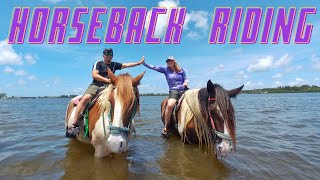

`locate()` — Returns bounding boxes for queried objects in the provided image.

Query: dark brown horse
[161,80,243,156]
[65,69,145,157]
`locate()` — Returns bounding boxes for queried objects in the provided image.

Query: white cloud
[208,64,224,74]
[3,66,14,73]
[274,54,291,67]
[231,47,243,54]
[0,40,23,65]
[158,0,179,8]
[42,81,50,88]
[273,81,282,87]
[314,78,320,82]
[53,77,61,85]
[145,0,179,37]
[15,70,27,76]
[144,0,209,40]
[247,56,273,72]
[272,73,283,79]
[5,83,13,88]
[187,31,201,40]
[285,65,302,73]
[24,54,38,65]
[245,81,264,89]
[235,71,248,79]
[288,78,306,86]
[28,75,37,80]
[247,54,292,72]
[72,88,84,95]
[311,54,320,70]
[43,0,64,3]
[184,11,209,40]
[295,65,303,71]
[17,78,27,85]
[185,11,209,30]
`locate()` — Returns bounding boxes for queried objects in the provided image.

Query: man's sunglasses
[104,53,113,56]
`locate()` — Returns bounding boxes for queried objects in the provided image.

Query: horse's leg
[89,106,111,158]
[185,119,200,144]
[91,121,111,158]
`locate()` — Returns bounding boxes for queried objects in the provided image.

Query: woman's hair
[172,60,181,72]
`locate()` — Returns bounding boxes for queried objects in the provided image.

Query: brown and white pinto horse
[161,80,243,157]
[65,69,145,157]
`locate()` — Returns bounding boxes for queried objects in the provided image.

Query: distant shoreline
[242,85,320,94]
[1,85,320,98]
[0,94,169,99]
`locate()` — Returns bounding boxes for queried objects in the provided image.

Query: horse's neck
[184,89,204,120]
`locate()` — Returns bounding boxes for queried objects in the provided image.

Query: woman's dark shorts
[169,90,185,101]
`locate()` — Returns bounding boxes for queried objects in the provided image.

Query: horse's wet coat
[65,69,145,157]
[161,80,243,157]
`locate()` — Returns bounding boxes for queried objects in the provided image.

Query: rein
[208,97,232,140]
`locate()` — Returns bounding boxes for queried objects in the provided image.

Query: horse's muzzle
[107,134,128,153]
[216,140,233,157]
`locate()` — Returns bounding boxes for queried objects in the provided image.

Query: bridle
[208,97,232,140]
[102,87,139,137]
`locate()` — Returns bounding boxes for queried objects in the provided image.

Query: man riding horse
[66,48,144,138]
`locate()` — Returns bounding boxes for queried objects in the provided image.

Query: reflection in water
[62,140,129,180]
[157,137,231,179]
[1,94,320,179]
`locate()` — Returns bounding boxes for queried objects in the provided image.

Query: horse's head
[105,69,145,153]
[206,80,243,157]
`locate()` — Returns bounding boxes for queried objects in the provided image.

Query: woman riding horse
[65,69,145,157]
[142,56,189,137]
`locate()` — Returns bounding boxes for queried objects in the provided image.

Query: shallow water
[0,93,319,179]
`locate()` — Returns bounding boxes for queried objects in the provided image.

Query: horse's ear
[228,85,244,98]
[207,80,215,94]
[132,71,146,87]
[108,68,117,85]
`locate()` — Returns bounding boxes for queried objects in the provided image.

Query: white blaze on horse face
[107,92,128,153]
[112,94,124,127]
[215,105,233,157]
[216,121,233,157]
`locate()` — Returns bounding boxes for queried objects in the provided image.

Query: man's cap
[103,48,113,56]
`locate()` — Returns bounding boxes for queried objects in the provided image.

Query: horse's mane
[98,73,140,119]
[98,84,114,112]
[198,84,236,148]
[116,73,140,118]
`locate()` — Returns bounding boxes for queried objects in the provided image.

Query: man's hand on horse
[105,78,111,84]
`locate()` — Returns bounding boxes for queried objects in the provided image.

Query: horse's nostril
[219,146,222,152]
[120,142,123,148]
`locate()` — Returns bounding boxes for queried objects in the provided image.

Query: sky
[0,0,320,97]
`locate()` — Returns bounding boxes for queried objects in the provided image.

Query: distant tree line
[243,85,320,94]
[0,93,6,98]
[140,93,168,96]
